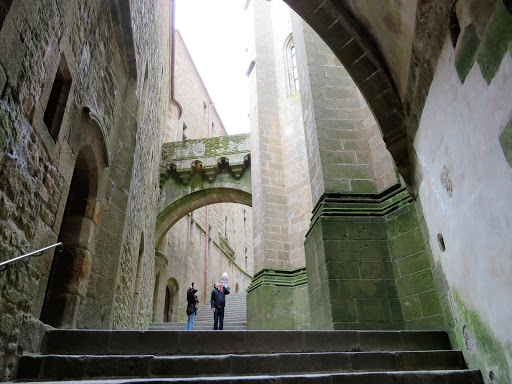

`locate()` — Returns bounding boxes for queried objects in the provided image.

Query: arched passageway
[40,145,101,328]
[163,278,179,322]
[157,134,252,246]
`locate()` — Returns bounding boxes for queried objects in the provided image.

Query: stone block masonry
[246,267,310,329]
[0,0,171,379]
[305,185,445,331]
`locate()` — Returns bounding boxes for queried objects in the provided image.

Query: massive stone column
[293,15,445,330]
[246,0,311,329]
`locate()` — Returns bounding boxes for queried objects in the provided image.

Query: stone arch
[156,186,252,246]
[40,144,101,328]
[163,277,179,322]
[39,109,110,328]
[282,0,409,177]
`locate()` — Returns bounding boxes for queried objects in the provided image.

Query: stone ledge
[247,267,308,293]
[308,184,413,234]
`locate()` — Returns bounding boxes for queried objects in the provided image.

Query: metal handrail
[0,242,63,271]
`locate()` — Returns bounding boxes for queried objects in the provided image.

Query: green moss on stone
[477,1,512,83]
[455,24,480,83]
[389,228,425,260]
[330,299,358,322]
[350,180,378,194]
[359,261,394,279]
[397,251,431,277]
[400,295,423,320]
[356,299,392,322]
[326,261,360,279]
[396,269,436,297]
[324,240,390,262]
[453,290,512,383]
[405,314,445,330]
[346,222,387,240]
[499,120,512,168]
[419,289,442,317]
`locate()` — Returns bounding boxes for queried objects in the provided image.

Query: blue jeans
[186,312,195,330]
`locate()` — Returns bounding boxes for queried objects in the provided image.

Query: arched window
[284,34,299,95]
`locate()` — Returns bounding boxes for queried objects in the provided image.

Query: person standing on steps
[185,282,197,330]
[210,279,230,330]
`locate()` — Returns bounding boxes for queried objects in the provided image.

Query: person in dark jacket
[185,283,198,330]
[210,281,230,330]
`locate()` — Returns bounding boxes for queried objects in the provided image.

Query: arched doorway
[40,145,101,328]
[163,278,179,322]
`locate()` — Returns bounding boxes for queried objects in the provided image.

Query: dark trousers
[213,307,225,330]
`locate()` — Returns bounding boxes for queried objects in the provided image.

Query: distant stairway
[149,292,247,330]
[16,329,483,383]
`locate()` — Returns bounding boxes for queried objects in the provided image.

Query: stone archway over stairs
[282,0,453,183]
[156,134,252,246]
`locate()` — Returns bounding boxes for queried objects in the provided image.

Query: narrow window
[243,210,247,228]
[182,122,188,140]
[245,247,248,269]
[290,43,299,92]
[211,121,215,136]
[0,0,13,32]
[203,102,207,117]
[224,215,228,237]
[284,35,299,95]
[44,54,72,141]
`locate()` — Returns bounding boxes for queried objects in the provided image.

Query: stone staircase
[15,329,483,383]
[149,292,247,331]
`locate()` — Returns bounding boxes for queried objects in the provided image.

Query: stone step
[15,370,483,384]
[149,323,247,328]
[148,326,247,331]
[18,350,468,381]
[149,321,247,326]
[41,330,452,356]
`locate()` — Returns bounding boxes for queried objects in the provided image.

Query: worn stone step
[17,351,467,381]
[148,326,247,331]
[14,370,483,384]
[42,330,451,356]
[150,321,247,326]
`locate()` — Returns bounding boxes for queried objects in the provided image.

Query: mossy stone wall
[304,186,445,330]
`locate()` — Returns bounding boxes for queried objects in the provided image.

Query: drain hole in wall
[437,233,446,252]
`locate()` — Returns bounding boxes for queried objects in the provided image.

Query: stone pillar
[293,16,445,330]
[246,0,311,329]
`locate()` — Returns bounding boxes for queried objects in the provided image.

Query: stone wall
[0,0,170,379]
[411,0,512,380]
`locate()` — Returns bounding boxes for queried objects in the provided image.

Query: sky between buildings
[176,0,250,135]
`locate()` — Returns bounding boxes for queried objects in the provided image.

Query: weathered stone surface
[499,120,512,168]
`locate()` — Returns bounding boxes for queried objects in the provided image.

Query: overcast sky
[175,0,250,135]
